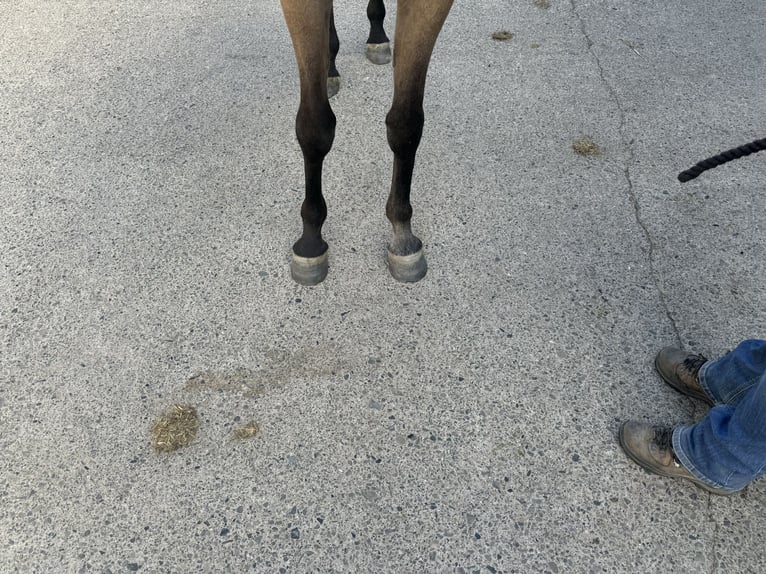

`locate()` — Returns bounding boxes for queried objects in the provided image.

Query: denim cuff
[672,426,733,491]
[697,359,721,405]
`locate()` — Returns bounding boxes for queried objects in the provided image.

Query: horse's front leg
[385,0,453,282]
[281,0,336,285]
[366,0,392,64]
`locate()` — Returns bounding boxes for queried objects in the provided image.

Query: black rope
[678,137,766,183]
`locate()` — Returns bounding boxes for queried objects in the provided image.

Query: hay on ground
[150,404,200,453]
[491,30,514,41]
[572,137,602,156]
[233,421,260,440]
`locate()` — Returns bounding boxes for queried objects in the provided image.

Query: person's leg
[699,339,766,405]
[673,366,766,491]
[621,339,766,493]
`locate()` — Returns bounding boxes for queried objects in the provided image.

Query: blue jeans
[673,340,766,492]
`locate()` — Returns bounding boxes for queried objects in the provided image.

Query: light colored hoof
[290,252,328,286]
[327,76,340,99]
[366,42,392,65]
[387,249,427,283]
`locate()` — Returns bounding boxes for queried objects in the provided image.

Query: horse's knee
[385,103,424,157]
[296,101,336,162]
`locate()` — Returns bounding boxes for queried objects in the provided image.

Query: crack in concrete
[706,496,720,574]
[568,1,721,566]
[568,0,683,347]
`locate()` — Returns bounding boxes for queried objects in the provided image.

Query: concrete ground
[2,1,765,572]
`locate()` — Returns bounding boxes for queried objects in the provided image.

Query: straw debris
[233,420,260,440]
[491,30,514,41]
[150,404,200,453]
[572,137,602,156]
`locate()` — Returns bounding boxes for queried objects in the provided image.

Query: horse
[280,0,454,285]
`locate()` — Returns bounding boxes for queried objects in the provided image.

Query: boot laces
[653,426,673,451]
[682,354,707,378]
[653,426,681,467]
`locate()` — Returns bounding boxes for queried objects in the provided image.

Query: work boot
[654,347,713,405]
[618,421,735,495]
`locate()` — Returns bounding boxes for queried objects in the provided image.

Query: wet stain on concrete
[184,346,355,398]
[185,367,267,398]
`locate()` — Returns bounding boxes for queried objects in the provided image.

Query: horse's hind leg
[366,0,392,64]
[328,8,340,98]
[281,0,336,285]
[385,0,453,282]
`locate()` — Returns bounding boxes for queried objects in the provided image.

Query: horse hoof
[387,249,427,282]
[291,252,329,286]
[366,42,392,65]
[327,76,340,99]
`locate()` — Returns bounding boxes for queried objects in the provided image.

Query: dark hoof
[290,252,329,286]
[327,76,340,99]
[366,42,392,65]
[387,249,427,282]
